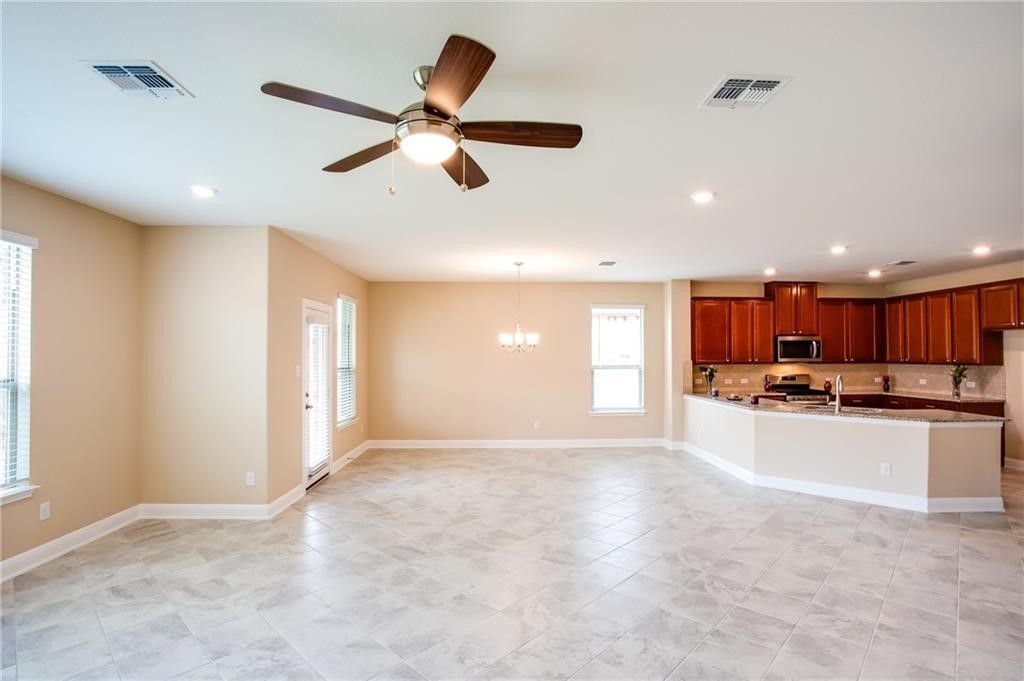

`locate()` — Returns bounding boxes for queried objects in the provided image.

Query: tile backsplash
[692,362,1006,400]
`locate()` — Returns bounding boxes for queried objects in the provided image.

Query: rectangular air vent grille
[885,260,918,267]
[701,74,790,109]
[85,61,192,98]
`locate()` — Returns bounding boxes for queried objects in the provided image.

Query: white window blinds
[591,305,644,413]
[337,298,356,424]
[1,232,36,486]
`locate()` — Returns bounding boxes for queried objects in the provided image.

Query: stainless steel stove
[766,373,831,404]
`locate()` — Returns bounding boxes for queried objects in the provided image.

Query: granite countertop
[685,394,1007,423]
[728,390,1002,404]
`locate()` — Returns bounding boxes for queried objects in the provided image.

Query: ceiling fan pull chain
[460,141,469,192]
[387,138,397,196]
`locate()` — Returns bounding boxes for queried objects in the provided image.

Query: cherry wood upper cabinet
[848,301,881,362]
[818,301,848,362]
[885,299,905,362]
[729,300,753,363]
[766,282,818,335]
[692,299,731,363]
[751,300,774,363]
[795,284,819,334]
[951,289,981,364]
[926,292,953,364]
[980,282,1020,329]
[904,296,928,364]
[1020,281,1024,324]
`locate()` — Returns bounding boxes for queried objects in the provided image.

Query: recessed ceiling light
[763,267,777,276]
[973,245,992,256]
[830,245,847,255]
[690,191,715,204]
[868,269,882,278]
[190,184,217,199]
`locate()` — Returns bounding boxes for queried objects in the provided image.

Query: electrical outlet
[724,378,733,385]
[966,381,976,389]
[695,378,704,385]
[245,472,255,487]
[39,501,50,521]
[740,378,749,384]
[918,379,928,385]
[533,420,541,430]
[874,376,883,383]
[880,463,892,477]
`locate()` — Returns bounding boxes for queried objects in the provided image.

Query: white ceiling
[3,2,1022,282]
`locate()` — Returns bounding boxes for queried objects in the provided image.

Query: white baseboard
[363,438,666,449]
[0,505,141,581]
[676,441,756,484]
[331,441,371,474]
[1004,458,1024,472]
[675,440,1004,513]
[266,483,306,518]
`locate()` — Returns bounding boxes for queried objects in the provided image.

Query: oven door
[776,336,822,362]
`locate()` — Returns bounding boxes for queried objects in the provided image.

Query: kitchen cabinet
[980,282,1019,329]
[692,299,731,363]
[951,289,981,364]
[819,299,881,363]
[818,301,847,362]
[767,282,818,335]
[904,296,928,363]
[885,299,905,362]
[693,298,774,364]
[751,300,774,363]
[926,293,953,364]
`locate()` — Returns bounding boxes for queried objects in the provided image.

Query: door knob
[305,403,314,410]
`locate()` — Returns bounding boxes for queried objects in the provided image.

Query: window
[591,305,644,413]
[336,297,356,425]
[1,231,36,494]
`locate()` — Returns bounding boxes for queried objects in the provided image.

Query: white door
[303,301,332,487]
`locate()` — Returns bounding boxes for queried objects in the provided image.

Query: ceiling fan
[260,35,583,191]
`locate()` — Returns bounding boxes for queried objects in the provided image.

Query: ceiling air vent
[701,75,790,109]
[85,61,193,98]
[598,261,616,267]
[885,260,917,267]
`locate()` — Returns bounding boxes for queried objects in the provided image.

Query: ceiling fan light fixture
[396,111,461,165]
[399,131,458,164]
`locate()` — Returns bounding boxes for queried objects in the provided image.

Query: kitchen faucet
[833,374,844,414]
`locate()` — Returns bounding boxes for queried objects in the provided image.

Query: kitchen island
[681,394,1005,512]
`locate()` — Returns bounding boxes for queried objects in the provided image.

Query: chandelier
[498,262,539,352]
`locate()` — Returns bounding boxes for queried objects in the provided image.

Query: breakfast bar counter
[681,394,1005,513]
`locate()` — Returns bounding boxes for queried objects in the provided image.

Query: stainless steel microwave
[776,336,822,363]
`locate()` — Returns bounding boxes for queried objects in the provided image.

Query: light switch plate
[966,381,977,389]
[740,378,749,384]
[245,472,255,487]
[918,379,928,385]
[724,378,733,385]
[880,463,892,476]
[874,377,882,383]
[39,501,50,521]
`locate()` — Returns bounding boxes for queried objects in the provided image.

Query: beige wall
[884,260,1024,297]
[1003,331,1023,462]
[266,228,368,501]
[664,280,692,442]
[1,178,141,560]
[368,282,664,440]
[140,226,268,504]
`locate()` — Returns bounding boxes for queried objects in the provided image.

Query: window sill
[336,417,360,432]
[590,410,647,416]
[0,482,39,506]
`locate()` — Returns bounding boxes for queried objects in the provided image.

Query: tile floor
[3,447,1023,681]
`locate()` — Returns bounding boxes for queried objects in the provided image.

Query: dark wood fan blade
[423,36,495,118]
[461,121,583,148]
[322,140,396,172]
[261,82,398,125]
[441,147,489,190]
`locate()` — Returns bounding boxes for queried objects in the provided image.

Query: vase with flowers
[949,364,968,400]
[699,365,718,396]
